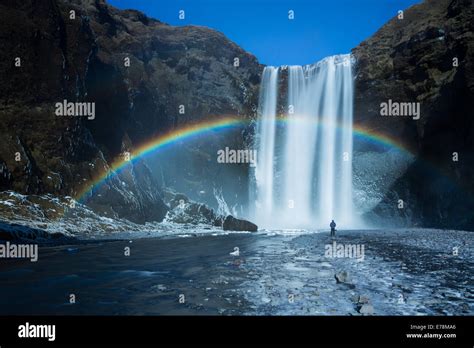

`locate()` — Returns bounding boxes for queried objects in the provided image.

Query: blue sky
[108,0,421,66]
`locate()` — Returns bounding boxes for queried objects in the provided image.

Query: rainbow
[76,115,413,202]
[273,116,413,154]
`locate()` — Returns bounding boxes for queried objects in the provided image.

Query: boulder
[335,271,349,284]
[222,215,258,232]
[358,304,374,315]
[357,295,370,304]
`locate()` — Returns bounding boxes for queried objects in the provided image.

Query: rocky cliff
[352,0,474,229]
[0,0,261,223]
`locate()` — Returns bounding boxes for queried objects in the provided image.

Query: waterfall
[253,66,279,228]
[252,54,355,229]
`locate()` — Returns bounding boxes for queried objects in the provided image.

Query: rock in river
[222,215,258,232]
[335,271,349,284]
[358,304,374,315]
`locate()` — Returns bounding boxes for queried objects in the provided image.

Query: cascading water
[253,66,279,228]
[251,54,355,229]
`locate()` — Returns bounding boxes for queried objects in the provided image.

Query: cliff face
[0,0,261,222]
[352,0,474,229]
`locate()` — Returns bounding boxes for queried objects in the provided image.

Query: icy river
[0,228,472,315]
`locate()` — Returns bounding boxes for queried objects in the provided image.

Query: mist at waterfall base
[250,54,362,230]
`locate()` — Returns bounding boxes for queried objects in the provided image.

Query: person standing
[330,220,336,237]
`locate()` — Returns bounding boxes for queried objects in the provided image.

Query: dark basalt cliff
[0,0,261,223]
[352,0,474,229]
